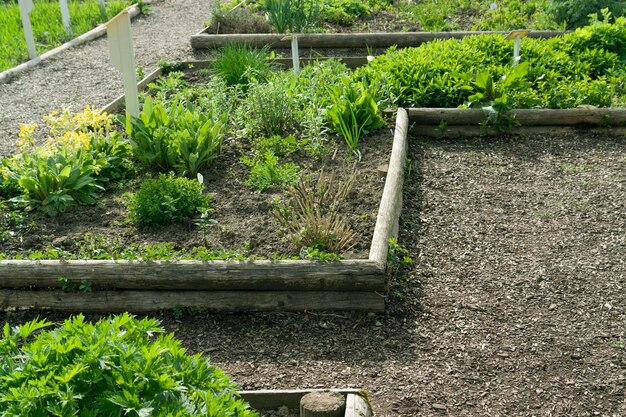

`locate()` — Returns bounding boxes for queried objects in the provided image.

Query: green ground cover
[0,0,136,72]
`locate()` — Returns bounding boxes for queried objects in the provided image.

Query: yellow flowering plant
[3,106,131,215]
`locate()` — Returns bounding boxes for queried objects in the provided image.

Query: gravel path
[0,0,213,157]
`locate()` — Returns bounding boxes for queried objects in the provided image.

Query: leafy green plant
[242,151,300,192]
[261,0,320,32]
[126,173,211,225]
[275,171,356,253]
[211,6,273,33]
[243,76,297,136]
[387,237,413,269]
[0,313,258,417]
[11,152,102,216]
[328,78,385,159]
[125,95,225,176]
[356,20,626,110]
[299,246,343,261]
[547,0,625,28]
[212,44,274,89]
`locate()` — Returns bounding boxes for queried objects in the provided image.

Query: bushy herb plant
[260,0,320,32]
[212,44,274,89]
[0,313,257,417]
[242,151,300,192]
[126,173,211,225]
[125,95,225,177]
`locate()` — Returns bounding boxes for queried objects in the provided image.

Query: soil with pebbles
[0,0,215,158]
[2,130,625,416]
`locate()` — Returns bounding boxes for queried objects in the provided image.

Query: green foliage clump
[127,173,211,225]
[356,17,626,110]
[242,151,300,192]
[328,78,385,159]
[125,95,225,176]
[212,44,274,89]
[2,107,131,216]
[259,0,320,32]
[547,0,625,29]
[0,313,257,417]
[242,75,297,137]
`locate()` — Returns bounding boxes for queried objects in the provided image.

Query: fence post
[18,0,37,60]
[59,0,72,37]
[106,9,140,118]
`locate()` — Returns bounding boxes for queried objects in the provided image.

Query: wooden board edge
[369,108,409,268]
[239,389,361,410]
[345,393,373,417]
[0,290,386,312]
[101,66,163,113]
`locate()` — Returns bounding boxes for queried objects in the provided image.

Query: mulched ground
[2,130,625,416]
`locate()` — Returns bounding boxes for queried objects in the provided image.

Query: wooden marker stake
[18,0,37,60]
[59,0,72,37]
[106,9,140,118]
[505,30,530,66]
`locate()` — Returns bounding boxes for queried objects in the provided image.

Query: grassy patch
[0,0,134,72]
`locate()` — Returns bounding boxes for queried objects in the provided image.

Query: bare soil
[2,130,625,416]
[0,128,393,259]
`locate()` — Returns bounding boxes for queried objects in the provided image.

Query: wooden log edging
[369,108,409,269]
[0,290,383,312]
[190,30,565,50]
[408,108,626,127]
[0,259,384,291]
[239,389,361,410]
[0,4,142,84]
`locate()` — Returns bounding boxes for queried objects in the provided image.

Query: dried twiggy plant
[275,168,357,254]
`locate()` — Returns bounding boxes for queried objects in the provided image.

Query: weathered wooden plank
[369,108,409,268]
[239,389,360,410]
[0,259,385,291]
[190,31,565,49]
[0,290,385,312]
[411,125,626,138]
[345,394,372,417]
[408,108,626,126]
[102,66,163,113]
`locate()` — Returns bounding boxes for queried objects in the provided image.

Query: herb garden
[0,0,625,415]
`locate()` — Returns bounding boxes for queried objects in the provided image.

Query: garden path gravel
[0,0,213,157]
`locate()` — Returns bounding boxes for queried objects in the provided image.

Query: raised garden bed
[0,58,410,313]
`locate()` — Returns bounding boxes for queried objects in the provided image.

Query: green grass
[0,0,134,72]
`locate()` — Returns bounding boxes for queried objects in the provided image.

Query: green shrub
[212,44,274,89]
[125,95,224,176]
[546,0,625,28]
[0,313,257,417]
[127,173,211,225]
[356,19,626,110]
[242,151,300,192]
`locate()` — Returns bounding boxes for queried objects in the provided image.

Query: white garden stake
[59,0,72,37]
[18,0,37,60]
[282,35,300,74]
[106,9,140,118]
[505,30,530,66]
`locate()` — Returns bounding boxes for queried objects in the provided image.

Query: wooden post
[300,392,346,417]
[345,394,372,417]
[59,0,72,37]
[18,0,37,60]
[98,0,107,21]
[106,9,140,118]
